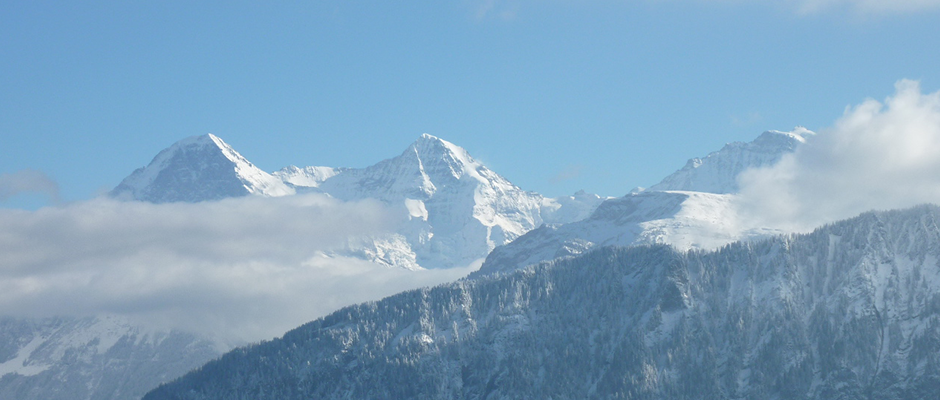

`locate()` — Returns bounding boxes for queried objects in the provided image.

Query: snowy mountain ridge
[477,127,809,276]
[111,133,607,270]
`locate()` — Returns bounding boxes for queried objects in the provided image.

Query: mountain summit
[287,134,604,269]
[313,133,500,201]
[110,134,293,203]
[648,127,812,194]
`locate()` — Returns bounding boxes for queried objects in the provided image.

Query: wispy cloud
[0,169,61,204]
[471,0,519,21]
[472,0,940,18]
[0,195,472,343]
[550,164,584,184]
[788,0,940,14]
[731,112,762,128]
[736,79,940,231]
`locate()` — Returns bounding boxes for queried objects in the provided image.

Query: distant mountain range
[112,133,607,270]
[3,128,820,399]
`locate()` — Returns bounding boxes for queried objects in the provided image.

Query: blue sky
[2,0,940,209]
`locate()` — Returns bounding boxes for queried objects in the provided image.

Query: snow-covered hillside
[0,315,226,400]
[143,205,940,399]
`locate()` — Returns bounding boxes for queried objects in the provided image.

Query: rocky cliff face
[143,205,940,400]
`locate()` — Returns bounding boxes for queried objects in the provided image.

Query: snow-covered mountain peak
[403,133,485,183]
[111,134,293,203]
[306,134,554,269]
[648,127,812,194]
[756,126,813,144]
[316,134,505,203]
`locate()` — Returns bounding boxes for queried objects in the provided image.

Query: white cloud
[471,0,520,20]
[790,0,940,14]
[0,169,60,204]
[0,195,473,343]
[736,79,940,231]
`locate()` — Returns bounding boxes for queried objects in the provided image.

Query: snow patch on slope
[0,334,49,377]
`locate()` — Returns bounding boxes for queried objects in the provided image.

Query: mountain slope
[647,127,811,194]
[0,315,226,400]
[476,190,763,276]
[111,134,293,203]
[144,204,940,399]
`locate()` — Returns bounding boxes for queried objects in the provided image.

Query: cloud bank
[0,195,473,343]
[737,79,940,232]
